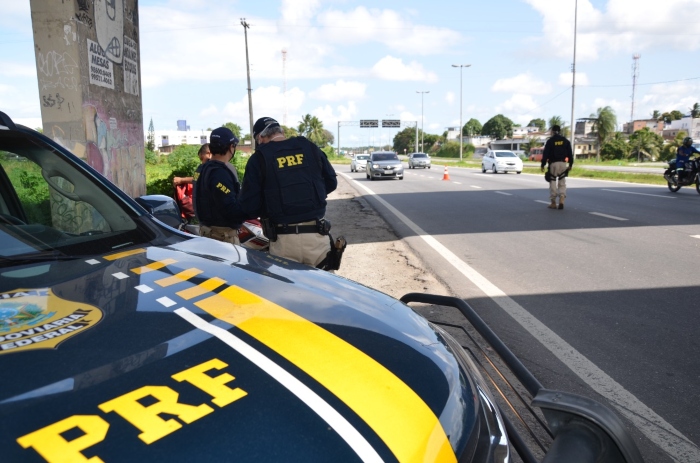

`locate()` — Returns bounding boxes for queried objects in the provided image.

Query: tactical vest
[192,160,240,226]
[258,137,327,224]
[546,135,571,163]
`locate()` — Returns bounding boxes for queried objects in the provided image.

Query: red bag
[174,183,195,220]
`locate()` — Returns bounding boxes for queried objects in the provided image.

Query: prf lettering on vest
[277,154,304,168]
[554,141,564,146]
[16,359,247,463]
[216,182,231,194]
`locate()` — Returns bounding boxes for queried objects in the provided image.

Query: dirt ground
[324,173,450,299]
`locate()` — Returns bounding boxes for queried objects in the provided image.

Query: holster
[261,218,277,242]
[318,234,347,271]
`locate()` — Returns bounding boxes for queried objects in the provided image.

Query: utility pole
[631,54,641,162]
[570,0,578,160]
[452,64,471,161]
[241,18,254,150]
[416,91,429,152]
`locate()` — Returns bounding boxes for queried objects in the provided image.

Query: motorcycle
[664,156,700,194]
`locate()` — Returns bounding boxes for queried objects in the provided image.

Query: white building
[663,116,700,140]
[147,129,212,153]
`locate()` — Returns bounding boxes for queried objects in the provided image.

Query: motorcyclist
[676,137,700,183]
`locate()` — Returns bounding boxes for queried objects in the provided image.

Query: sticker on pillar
[88,39,115,89]
[123,36,139,96]
[95,0,124,64]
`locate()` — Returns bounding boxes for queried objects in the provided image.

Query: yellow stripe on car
[195,286,456,463]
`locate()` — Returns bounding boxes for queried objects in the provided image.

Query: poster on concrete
[87,39,115,89]
[95,0,124,64]
[123,35,139,96]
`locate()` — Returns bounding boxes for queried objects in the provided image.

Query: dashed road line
[535,200,551,205]
[590,212,628,221]
[470,185,482,189]
[495,191,512,196]
[603,189,675,199]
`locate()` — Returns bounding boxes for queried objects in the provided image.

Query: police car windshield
[373,153,398,161]
[0,130,153,259]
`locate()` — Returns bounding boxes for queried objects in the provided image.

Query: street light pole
[416,91,429,152]
[570,0,578,160]
[452,64,471,161]
[241,18,254,150]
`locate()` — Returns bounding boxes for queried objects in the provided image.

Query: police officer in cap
[541,124,573,210]
[193,127,245,244]
[239,117,338,267]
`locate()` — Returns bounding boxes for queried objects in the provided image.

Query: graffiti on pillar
[83,103,145,198]
[42,93,65,110]
[37,50,80,93]
[95,0,124,64]
[75,0,93,27]
[123,35,139,96]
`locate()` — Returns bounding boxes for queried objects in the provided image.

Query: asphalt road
[342,165,700,463]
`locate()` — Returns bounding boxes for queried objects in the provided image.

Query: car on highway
[0,110,644,463]
[408,152,431,169]
[350,153,369,172]
[482,150,523,174]
[366,151,404,180]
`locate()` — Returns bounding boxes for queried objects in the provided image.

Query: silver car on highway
[408,152,431,169]
[366,151,404,180]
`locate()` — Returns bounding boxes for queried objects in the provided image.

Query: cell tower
[630,54,640,130]
[282,49,287,126]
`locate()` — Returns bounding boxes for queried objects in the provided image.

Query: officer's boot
[558,196,565,210]
[548,199,557,209]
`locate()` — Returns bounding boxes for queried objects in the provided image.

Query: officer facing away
[192,127,245,244]
[541,124,573,210]
[239,117,339,268]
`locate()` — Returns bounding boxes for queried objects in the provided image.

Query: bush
[144,149,159,165]
[435,141,474,159]
[167,145,200,177]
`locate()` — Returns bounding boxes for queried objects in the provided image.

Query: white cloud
[316,6,463,55]
[0,63,36,78]
[215,86,306,131]
[445,91,455,105]
[524,0,700,62]
[492,73,552,95]
[496,94,540,114]
[558,72,590,86]
[309,80,366,101]
[371,56,438,82]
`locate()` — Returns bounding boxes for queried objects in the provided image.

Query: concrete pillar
[30,0,145,198]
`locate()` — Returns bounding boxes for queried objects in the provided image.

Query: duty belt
[276,224,319,235]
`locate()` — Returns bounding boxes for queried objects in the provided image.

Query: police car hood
[1,238,479,462]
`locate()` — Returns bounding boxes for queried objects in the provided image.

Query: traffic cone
[442,165,450,181]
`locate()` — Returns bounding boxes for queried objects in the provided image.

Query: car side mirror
[135,194,184,230]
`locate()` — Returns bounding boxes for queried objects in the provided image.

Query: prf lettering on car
[277,154,304,168]
[16,359,246,463]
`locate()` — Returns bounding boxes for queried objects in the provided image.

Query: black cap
[253,117,280,139]
[210,127,238,149]
[551,125,561,133]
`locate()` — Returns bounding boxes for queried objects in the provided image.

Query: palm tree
[651,109,661,120]
[548,116,564,130]
[590,106,617,162]
[298,114,314,138]
[690,103,700,119]
[307,116,325,146]
[660,131,688,162]
[629,128,662,162]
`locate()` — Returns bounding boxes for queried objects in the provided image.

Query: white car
[350,154,369,172]
[481,150,523,174]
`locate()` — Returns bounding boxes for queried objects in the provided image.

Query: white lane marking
[691,235,700,240]
[453,181,462,185]
[495,191,512,196]
[471,185,482,189]
[157,296,176,307]
[602,189,675,199]
[112,272,129,280]
[174,308,384,463]
[347,176,700,461]
[535,200,551,204]
[590,212,628,221]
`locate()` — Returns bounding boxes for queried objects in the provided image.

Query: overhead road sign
[360,120,378,128]
[382,120,400,128]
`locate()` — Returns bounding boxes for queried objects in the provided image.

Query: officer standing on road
[192,127,245,244]
[239,117,340,268]
[541,124,573,210]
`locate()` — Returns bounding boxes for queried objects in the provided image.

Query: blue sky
[1,0,699,148]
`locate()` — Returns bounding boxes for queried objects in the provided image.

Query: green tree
[651,110,661,120]
[321,129,335,147]
[528,118,547,132]
[222,122,242,139]
[281,125,298,138]
[661,110,684,124]
[146,118,155,151]
[298,114,314,138]
[307,116,325,146]
[422,133,439,152]
[629,127,663,162]
[590,106,617,162]
[690,103,700,119]
[463,118,482,136]
[548,116,564,130]
[481,114,514,140]
[600,132,631,161]
[660,131,688,162]
[393,127,418,154]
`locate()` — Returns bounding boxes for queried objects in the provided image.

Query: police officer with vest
[540,124,573,210]
[239,117,339,268]
[192,127,245,244]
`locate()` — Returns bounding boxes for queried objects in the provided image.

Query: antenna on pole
[630,54,640,132]
[241,18,254,150]
[282,49,287,127]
